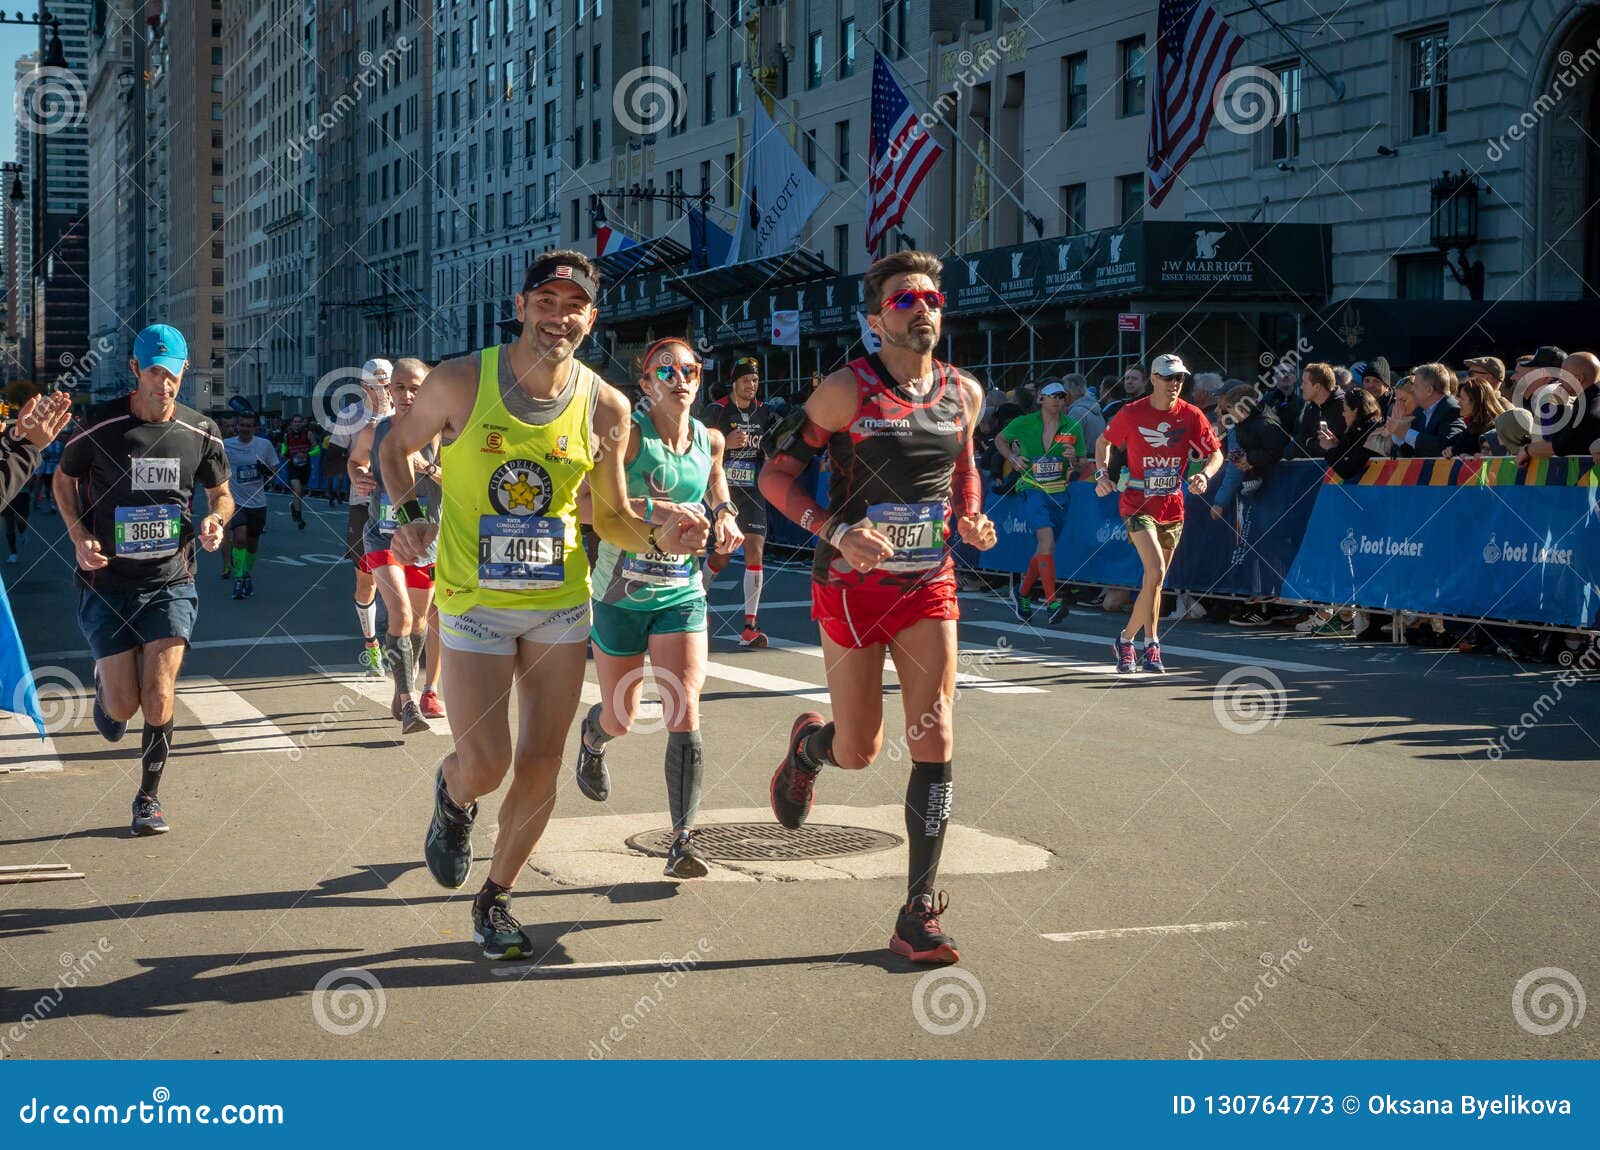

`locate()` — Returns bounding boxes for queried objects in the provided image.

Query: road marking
[963,620,1335,673]
[701,660,831,703]
[765,637,1046,695]
[30,634,350,661]
[177,676,299,754]
[0,713,64,773]
[1041,920,1253,943]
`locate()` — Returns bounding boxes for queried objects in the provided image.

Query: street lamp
[1429,169,1484,301]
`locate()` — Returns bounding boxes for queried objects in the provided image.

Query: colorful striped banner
[1337,455,1596,487]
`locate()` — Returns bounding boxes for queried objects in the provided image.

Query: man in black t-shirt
[702,356,775,647]
[53,324,233,837]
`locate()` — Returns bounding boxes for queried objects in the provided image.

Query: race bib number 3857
[865,501,947,573]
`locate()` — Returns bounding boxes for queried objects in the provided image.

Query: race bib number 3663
[865,501,947,572]
[114,505,182,559]
[478,515,565,590]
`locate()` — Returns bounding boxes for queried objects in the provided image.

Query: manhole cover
[626,822,903,861]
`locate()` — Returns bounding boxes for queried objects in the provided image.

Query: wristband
[647,525,661,553]
[828,519,854,549]
[396,499,426,525]
[643,496,655,524]
[710,501,735,520]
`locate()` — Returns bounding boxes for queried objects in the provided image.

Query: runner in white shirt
[222,412,281,600]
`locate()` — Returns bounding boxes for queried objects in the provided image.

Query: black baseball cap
[733,357,760,378]
[1528,345,1568,370]
[522,253,599,301]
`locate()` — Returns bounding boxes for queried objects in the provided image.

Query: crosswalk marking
[962,620,1335,673]
[1041,920,1253,943]
[176,676,300,754]
[701,660,831,703]
[765,637,1047,695]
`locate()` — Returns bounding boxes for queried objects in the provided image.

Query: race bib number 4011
[478,515,565,590]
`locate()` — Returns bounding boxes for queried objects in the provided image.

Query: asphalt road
[1,493,1595,1060]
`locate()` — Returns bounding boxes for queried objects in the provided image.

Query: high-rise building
[4,53,36,383]
[315,0,363,377]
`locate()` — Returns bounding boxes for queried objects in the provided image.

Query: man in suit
[1386,362,1465,457]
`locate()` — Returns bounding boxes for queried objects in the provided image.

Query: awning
[668,249,835,307]
[599,237,691,280]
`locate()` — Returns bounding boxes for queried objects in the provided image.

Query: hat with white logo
[1149,353,1191,378]
[133,324,189,377]
[361,358,394,385]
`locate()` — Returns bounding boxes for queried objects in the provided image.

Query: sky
[0,22,45,165]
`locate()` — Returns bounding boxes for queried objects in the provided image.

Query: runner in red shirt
[1095,353,1222,673]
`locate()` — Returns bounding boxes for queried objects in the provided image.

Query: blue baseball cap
[133,324,189,376]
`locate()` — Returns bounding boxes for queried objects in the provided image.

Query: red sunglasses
[881,289,946,312]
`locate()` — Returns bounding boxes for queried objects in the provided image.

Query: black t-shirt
[705,396,773,490]
[58,397,230,592]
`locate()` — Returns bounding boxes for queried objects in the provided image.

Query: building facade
[4,53,37,386]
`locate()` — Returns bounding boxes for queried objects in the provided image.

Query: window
[700,160,711,193]
[1397,252,1444,299]
[485,129,495,169]
[1407,29,1449,138]
[544,29,556,83]
[803,129,817,175]
[503,126,515,170]
[729,64,742,114]
[808,31,823,89]
[575,52,584,95]
[839,18,856,78]
[1060,183,1086,235]
[834,225,849,270]
[1119,37,1145,117]
[544,101,557,151]
[593,46,601,91]
[574,128,584,167]
[835,119,850,180]
[1062,53,1087,131]
[469,16,478,55]
[1269,63,1302,161]
[1118,173,1144,223]
[704,74,715,123]
[642,30,651,67]
[592,118,601,158]
[705,0,716,39]
[724,151,736,205]
[882,0,910,60]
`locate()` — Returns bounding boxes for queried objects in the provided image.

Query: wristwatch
[710,500,736,521]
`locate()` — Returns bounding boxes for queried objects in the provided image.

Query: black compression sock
[474,877,511,913]
[665,729,704,833]
[797,722,836,772]
[140,720,174,797]
[905,761,954,901]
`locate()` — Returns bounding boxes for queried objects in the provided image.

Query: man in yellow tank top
[383,250,710,959]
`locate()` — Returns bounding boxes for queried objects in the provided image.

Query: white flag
[770,309,800,347]
[856,310,882,354]
[728,99,830,264]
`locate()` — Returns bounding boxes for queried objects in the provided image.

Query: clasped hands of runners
[835,513,998,574]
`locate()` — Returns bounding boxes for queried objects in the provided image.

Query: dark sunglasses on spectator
[654,362,702,382]
[882,289,946,312]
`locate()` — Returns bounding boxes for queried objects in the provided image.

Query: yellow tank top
[435,345,598,614]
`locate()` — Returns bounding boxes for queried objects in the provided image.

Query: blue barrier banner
[1169,461,1324,598]
[1284,482,1600,627]
[0,571,44,736]
[1057,482,1145,587]
[0,1060,1593,1145]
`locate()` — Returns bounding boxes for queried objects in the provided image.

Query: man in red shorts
[759,250,996,965]
[1094,353,1222,674]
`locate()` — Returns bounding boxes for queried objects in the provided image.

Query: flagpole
[750,75,854,185]
[865,44,1044,239]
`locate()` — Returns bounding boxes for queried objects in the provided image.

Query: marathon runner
[280,414,315,530]
[575,338,742,879]
[996,379,1085,624]
[1094,353,1222,673]
[348,357,443,733]
[759,250,996,965]
[702,355,771,646]
[345,360,394,676]
[222,411,280,600]
[52,325,233,835]
[384,250,709,959]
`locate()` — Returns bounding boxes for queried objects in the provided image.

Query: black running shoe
[472,891,532,961]
[769,711,824,830]
[399,699,431,735]
[574,713,610,801]
[231,577,245,600]
[1046,597,1071,625]
[664,830,709,879]
[243,575,255,599]
[92,669,126,743]
[423,768,476,889]
[131,792,169,836]
[890,891,959,964]
[1011,579,1034,622]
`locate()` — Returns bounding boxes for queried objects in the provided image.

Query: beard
[883,321,938,355]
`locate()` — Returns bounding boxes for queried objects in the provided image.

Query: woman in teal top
[575,338,742,879]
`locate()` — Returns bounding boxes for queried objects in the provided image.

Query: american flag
[1146,0,1245,209]
[866,52,944,253]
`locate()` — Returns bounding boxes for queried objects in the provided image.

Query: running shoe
[131,792,169,836]
[362,639,385,676]
[418,689,445,719]
[231,577,246,600]
[1046,597,1071,626]
[770,711,825,830]
[890,891,959,964]
[1141,641,1166,674]
[664,829,710,879]
[471,890,532,961]
[423,768,476,889]
[574,711,611,801]
[739,624,769,648]
[399,699,431,735]
[1294,608,1333,634]
[1229,608,1274,628]
[1011,580,1034,622]
[220,563,232,580]
[92,668,126,743]
[242,575,255,599]
[1311,615,1353,637]
[1113,637,1136,675]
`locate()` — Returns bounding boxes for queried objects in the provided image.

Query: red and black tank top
[814,355,970,588]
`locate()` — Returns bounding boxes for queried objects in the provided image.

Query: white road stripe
[30,633,350,661]
[963,620,1335,673]
[0,713,64,773]
[1041,920,1253,943]
[701,660,831,703]
[766,636,1046,695]
[176,676,299,754]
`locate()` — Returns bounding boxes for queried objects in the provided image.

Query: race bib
[865,501,947,573]
[114,505,182,559]
[235,465,259,483]
[377,497,427,536]
[726,459,757,488]
[131,457,180,491]
[1032,457,1064,483]
[1144,466,1180,495]
[621,548,694,587]
[478,515,565,590]
[291,453,309,467]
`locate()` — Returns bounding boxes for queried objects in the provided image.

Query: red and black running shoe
[769,711,824,830]
[890,891,960,964]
